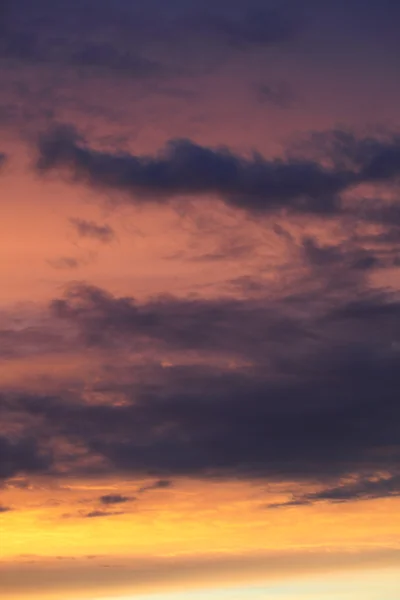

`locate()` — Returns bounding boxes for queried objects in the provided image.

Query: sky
[0,0,400,598]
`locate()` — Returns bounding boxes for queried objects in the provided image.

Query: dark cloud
[9,313,400,484]
[48,257,80,270]
[69,43,163,77]
[0,30,40,62]
[0,0,165,79]
[302,237,382,271]
[323,131,400,183]
[0,435,52,480]
[266,474,400,507]
[70,218,115,244]
[307,475,400,502]
[297,129,400,180]
[0,0,299,79]
[302,236,354,267]
[99,494,132,505]
[35,124,400,216]
[25,268,395,483]
[1,0,400,95]
[85,510,124,518]
[0,504,12,513]
[36,124,354,215]
[267,499,312,509]
[0,320,70,359]
[47,257,400,363]
[184,5,300,50]
[88,360,399,480]
[0,0,9,26]
[2,219,400,488]
[49,282,312,357]
[0,35,163,79]
[137,480,172,494]
[329,295,400,321]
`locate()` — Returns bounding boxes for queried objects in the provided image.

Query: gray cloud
[68,43,163,77]
[29,266,399,485]
[36,124,354,215]
[0,320,70,360]
[35,124,400,217]
[137,480,172,494]
[49,281,313,358]
[266,474,400,507]
[85,510,124,518]
[99,494,132,505]
[0,435,52,480]
[0,0,164,76]
[70,218,115,244]
[8,277,400,485]
[308,475,400,502]
[183,5,300,50]
[48,256,81,270]
[301,236,388,271]
[0,0,300,80]
[1,214,400,492]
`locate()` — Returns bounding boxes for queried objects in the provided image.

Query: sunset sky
[0,1,400,599]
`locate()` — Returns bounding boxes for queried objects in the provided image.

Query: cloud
[0,317,71,359]
[85,510,124,518]
[0,0,300,82]
[0,0,164,76]
[47,256,81,270]
[35,124,400,217]
[87,359,399,481]
[184,5,300,50]
[10,313,400,484]
[295,129,400,181]
[266,474,400,507]
[0,435,52,480]
[301,236,384,271]
[49,281,311,357]
[99,494,132,505]
[28,273,394,483]
[69,43,163,76]
[137,479,172,494]
[35,124,355,215]
[307,475,400,502]
[328,294,400,321]
[70,218,115,244]
[0,34,163,79]
[356,139,400,183]
[2,220,400,487]
[20,263,393,485]
[0,504,11,513]
[0,0,9,29]
[267,499,312,509]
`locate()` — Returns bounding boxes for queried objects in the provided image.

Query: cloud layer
[35,125,400,216]
[2,250,400,504]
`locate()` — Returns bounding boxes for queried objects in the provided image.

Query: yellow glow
[1,478,400,560]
